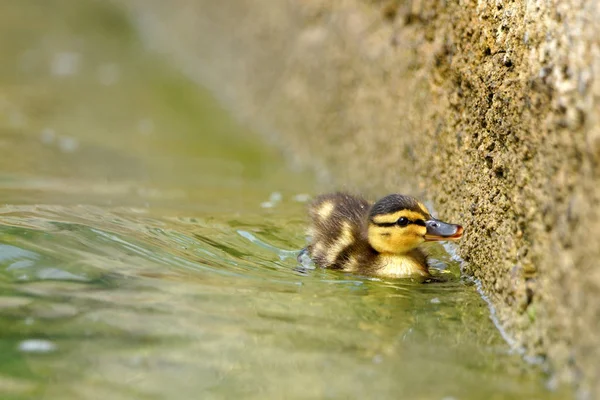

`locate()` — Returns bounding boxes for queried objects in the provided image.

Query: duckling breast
[375,249,430,277]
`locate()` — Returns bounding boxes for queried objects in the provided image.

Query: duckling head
[367,194,463,254]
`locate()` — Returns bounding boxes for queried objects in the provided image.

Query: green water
[0,2,570,399]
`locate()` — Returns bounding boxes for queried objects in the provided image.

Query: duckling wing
[309,192,370,227]
[307,193,371,269]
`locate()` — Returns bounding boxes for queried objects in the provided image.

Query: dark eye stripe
[372,219,426,227]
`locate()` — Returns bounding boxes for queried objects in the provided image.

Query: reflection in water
[0,1,570,400]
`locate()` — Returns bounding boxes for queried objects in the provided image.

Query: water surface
[0,2,570,399]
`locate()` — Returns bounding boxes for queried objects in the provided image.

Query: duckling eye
[397,217,409,226]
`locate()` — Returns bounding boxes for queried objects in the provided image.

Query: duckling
[300,192,463,278]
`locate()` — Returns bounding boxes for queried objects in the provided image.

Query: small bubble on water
[372,354,383,364]
[137,118,154,135]
[546,374,559,391]
[293,193,311,202]
[58,136,79,153]
[129,356,143,367]
[269,192,282,202]
[430,297,441,304]
[40,128,56,144]
[51,52,80,76]
[261,192,282,208]
[18,339,56,353]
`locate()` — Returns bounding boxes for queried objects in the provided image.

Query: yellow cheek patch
[402,225,427,237]
[388,227,425,248]
[317,201,335,220]
[368,225,426,254]
[371,210,427,225]
[368,226,394,253]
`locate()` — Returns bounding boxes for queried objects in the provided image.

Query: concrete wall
[118,0,600,396]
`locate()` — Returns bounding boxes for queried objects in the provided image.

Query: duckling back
[306,193,374,270]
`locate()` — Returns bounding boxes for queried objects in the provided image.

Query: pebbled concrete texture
[118,0,600,396]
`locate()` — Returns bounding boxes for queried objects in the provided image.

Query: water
[0,1,571,399]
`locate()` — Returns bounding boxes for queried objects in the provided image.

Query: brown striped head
[367,194,463,254]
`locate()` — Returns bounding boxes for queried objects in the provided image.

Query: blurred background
[0,1,577,399]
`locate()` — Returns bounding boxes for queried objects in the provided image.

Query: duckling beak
[424,219,463,241]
